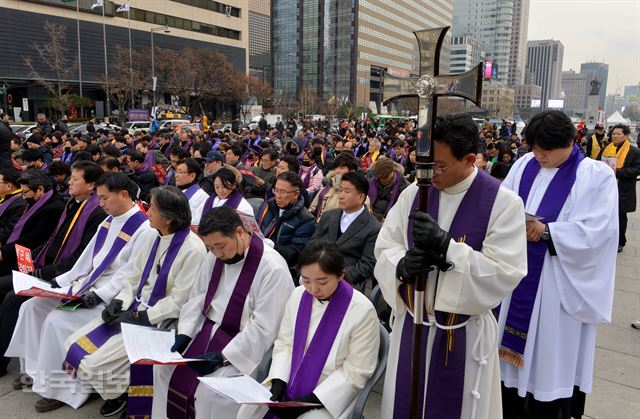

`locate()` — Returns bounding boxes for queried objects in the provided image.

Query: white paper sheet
[12,270,78,299]
[121,323,201,365]
[198,375,321,407]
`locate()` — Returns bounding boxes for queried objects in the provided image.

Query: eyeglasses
[273,188,297,196]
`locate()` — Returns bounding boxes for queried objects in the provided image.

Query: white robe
[498,153,618,401]
[375,167,528,419]
[211,195,255,218]
[61,230,207,402]
[5,205,155,408]
[237,285,380,419]
[152,240,294,419]
[187,188,210,225]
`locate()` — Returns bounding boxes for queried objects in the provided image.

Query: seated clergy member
[237,241,380,419]
[199,167,254,219]
[175,157,210,225]
[62,186,207,417]
[368,157,408,222]
[258,172,317,277]
[5,172,155,413]
[311,172,381,288]
[0,170,65,277]
[0,168,28,246]
[0,161,105,377]
[152,206,294,419]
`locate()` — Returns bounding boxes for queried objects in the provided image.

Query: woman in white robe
[237,240,380,419]
[201,167,254,219]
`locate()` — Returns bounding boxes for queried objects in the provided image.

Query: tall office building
[0,0,248,119]
[526,39,564,108]
[580,62,609,109]
[249,0,271,81]
[272,0,453,110]
[449,35,485,75]
[452,0,512,85]
[561,69,590,116]
[508,0,529,86]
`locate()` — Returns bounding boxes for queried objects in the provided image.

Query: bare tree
[23,21,80,117]
[101,46,146,125]
[231,75,274,122]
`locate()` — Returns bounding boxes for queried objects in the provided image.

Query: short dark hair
[280,154,300,173]
[611,124,631,136]
[97,156,121,171]
[431,113,479,159]
[228,145,243,158]
[95,172,138,200]
[150,186,192,233]
[0,168,21,188]
[276,171,303,189]
[211,167,239,192]
[21,148,45,163]
[128,151,145,163]
[71,160,104,184]
[177,158,202,178]
[18,169,52,192]
[341,172,369,197]
[48,161,71,177]
[262,149,278,161]
[198,205,244,238]
[523,111,576,150]
[170,147,189,160]
[333,153,360,171]
[297,241,345,278]
[86,144,101,157]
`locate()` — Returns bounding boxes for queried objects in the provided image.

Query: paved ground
[0,208,638,418]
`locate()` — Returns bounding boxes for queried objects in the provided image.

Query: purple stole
[200,191,243,221]
[165,167,175,186]
[368,171,402,218]
[125,228,191,419]
[183,184,201,200]
[212,139,221,151]
[7,189,54,243]
[394,170,500,419]
[34,194,103,269]
[166,235,264,419]
[314,184,333,219]
[300,164,318,189]
[67,211,147,298]
[0,193,22,219]
[499,145,584,368]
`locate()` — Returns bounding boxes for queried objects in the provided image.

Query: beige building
[514,83,542,112]
[482,80,515,118]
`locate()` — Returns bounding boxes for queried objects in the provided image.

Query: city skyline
[528,0,640,95]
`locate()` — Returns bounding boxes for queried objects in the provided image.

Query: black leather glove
[397,247,452,284]
[108,310,151,327]
[269,393,323,418]
[187,351,224,376]
[78,291,102,309]
[411,211,452,257]
[270,378,287,402]
[171,334,192,354]
[101,299,124,323]
[50,279,61,289]
[33,269,43,279]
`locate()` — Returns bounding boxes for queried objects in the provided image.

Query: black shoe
[618,246,624,253]
[100,393,128,417]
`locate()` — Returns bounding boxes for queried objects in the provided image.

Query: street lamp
[150,25,170,117]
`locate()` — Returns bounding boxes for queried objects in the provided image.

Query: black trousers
[502,383,586,419]
[0,274,29,374]
[619,211,628,247]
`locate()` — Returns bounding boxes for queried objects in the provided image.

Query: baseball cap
[205,151,225,163]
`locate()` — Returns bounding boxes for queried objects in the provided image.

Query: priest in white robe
[237,241,379,419]
[58,186,207,417]
[497,110,618,419]
[375,113,528,419]
[5,172,155,413]
[152,206,294,419]
[175,157,210,225]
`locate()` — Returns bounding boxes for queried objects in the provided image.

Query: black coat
[0,121,12,167]
[311,207,381,285]
[0,193,65,275]
[130,171,160,203]
[616,144,640,213]
[0,193,28,245]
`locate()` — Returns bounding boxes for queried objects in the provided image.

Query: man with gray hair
[35,113,52,137]
[60,186,207,417]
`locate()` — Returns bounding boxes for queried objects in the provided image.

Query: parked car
[158,119,191,131]
[70,123,122,135]
[123,121,151,135]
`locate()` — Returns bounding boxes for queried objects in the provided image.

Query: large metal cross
[382,26,483,419]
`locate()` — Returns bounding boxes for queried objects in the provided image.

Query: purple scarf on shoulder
[7,190,55,243]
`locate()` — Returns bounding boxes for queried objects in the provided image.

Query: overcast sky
[528,0,640,94]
